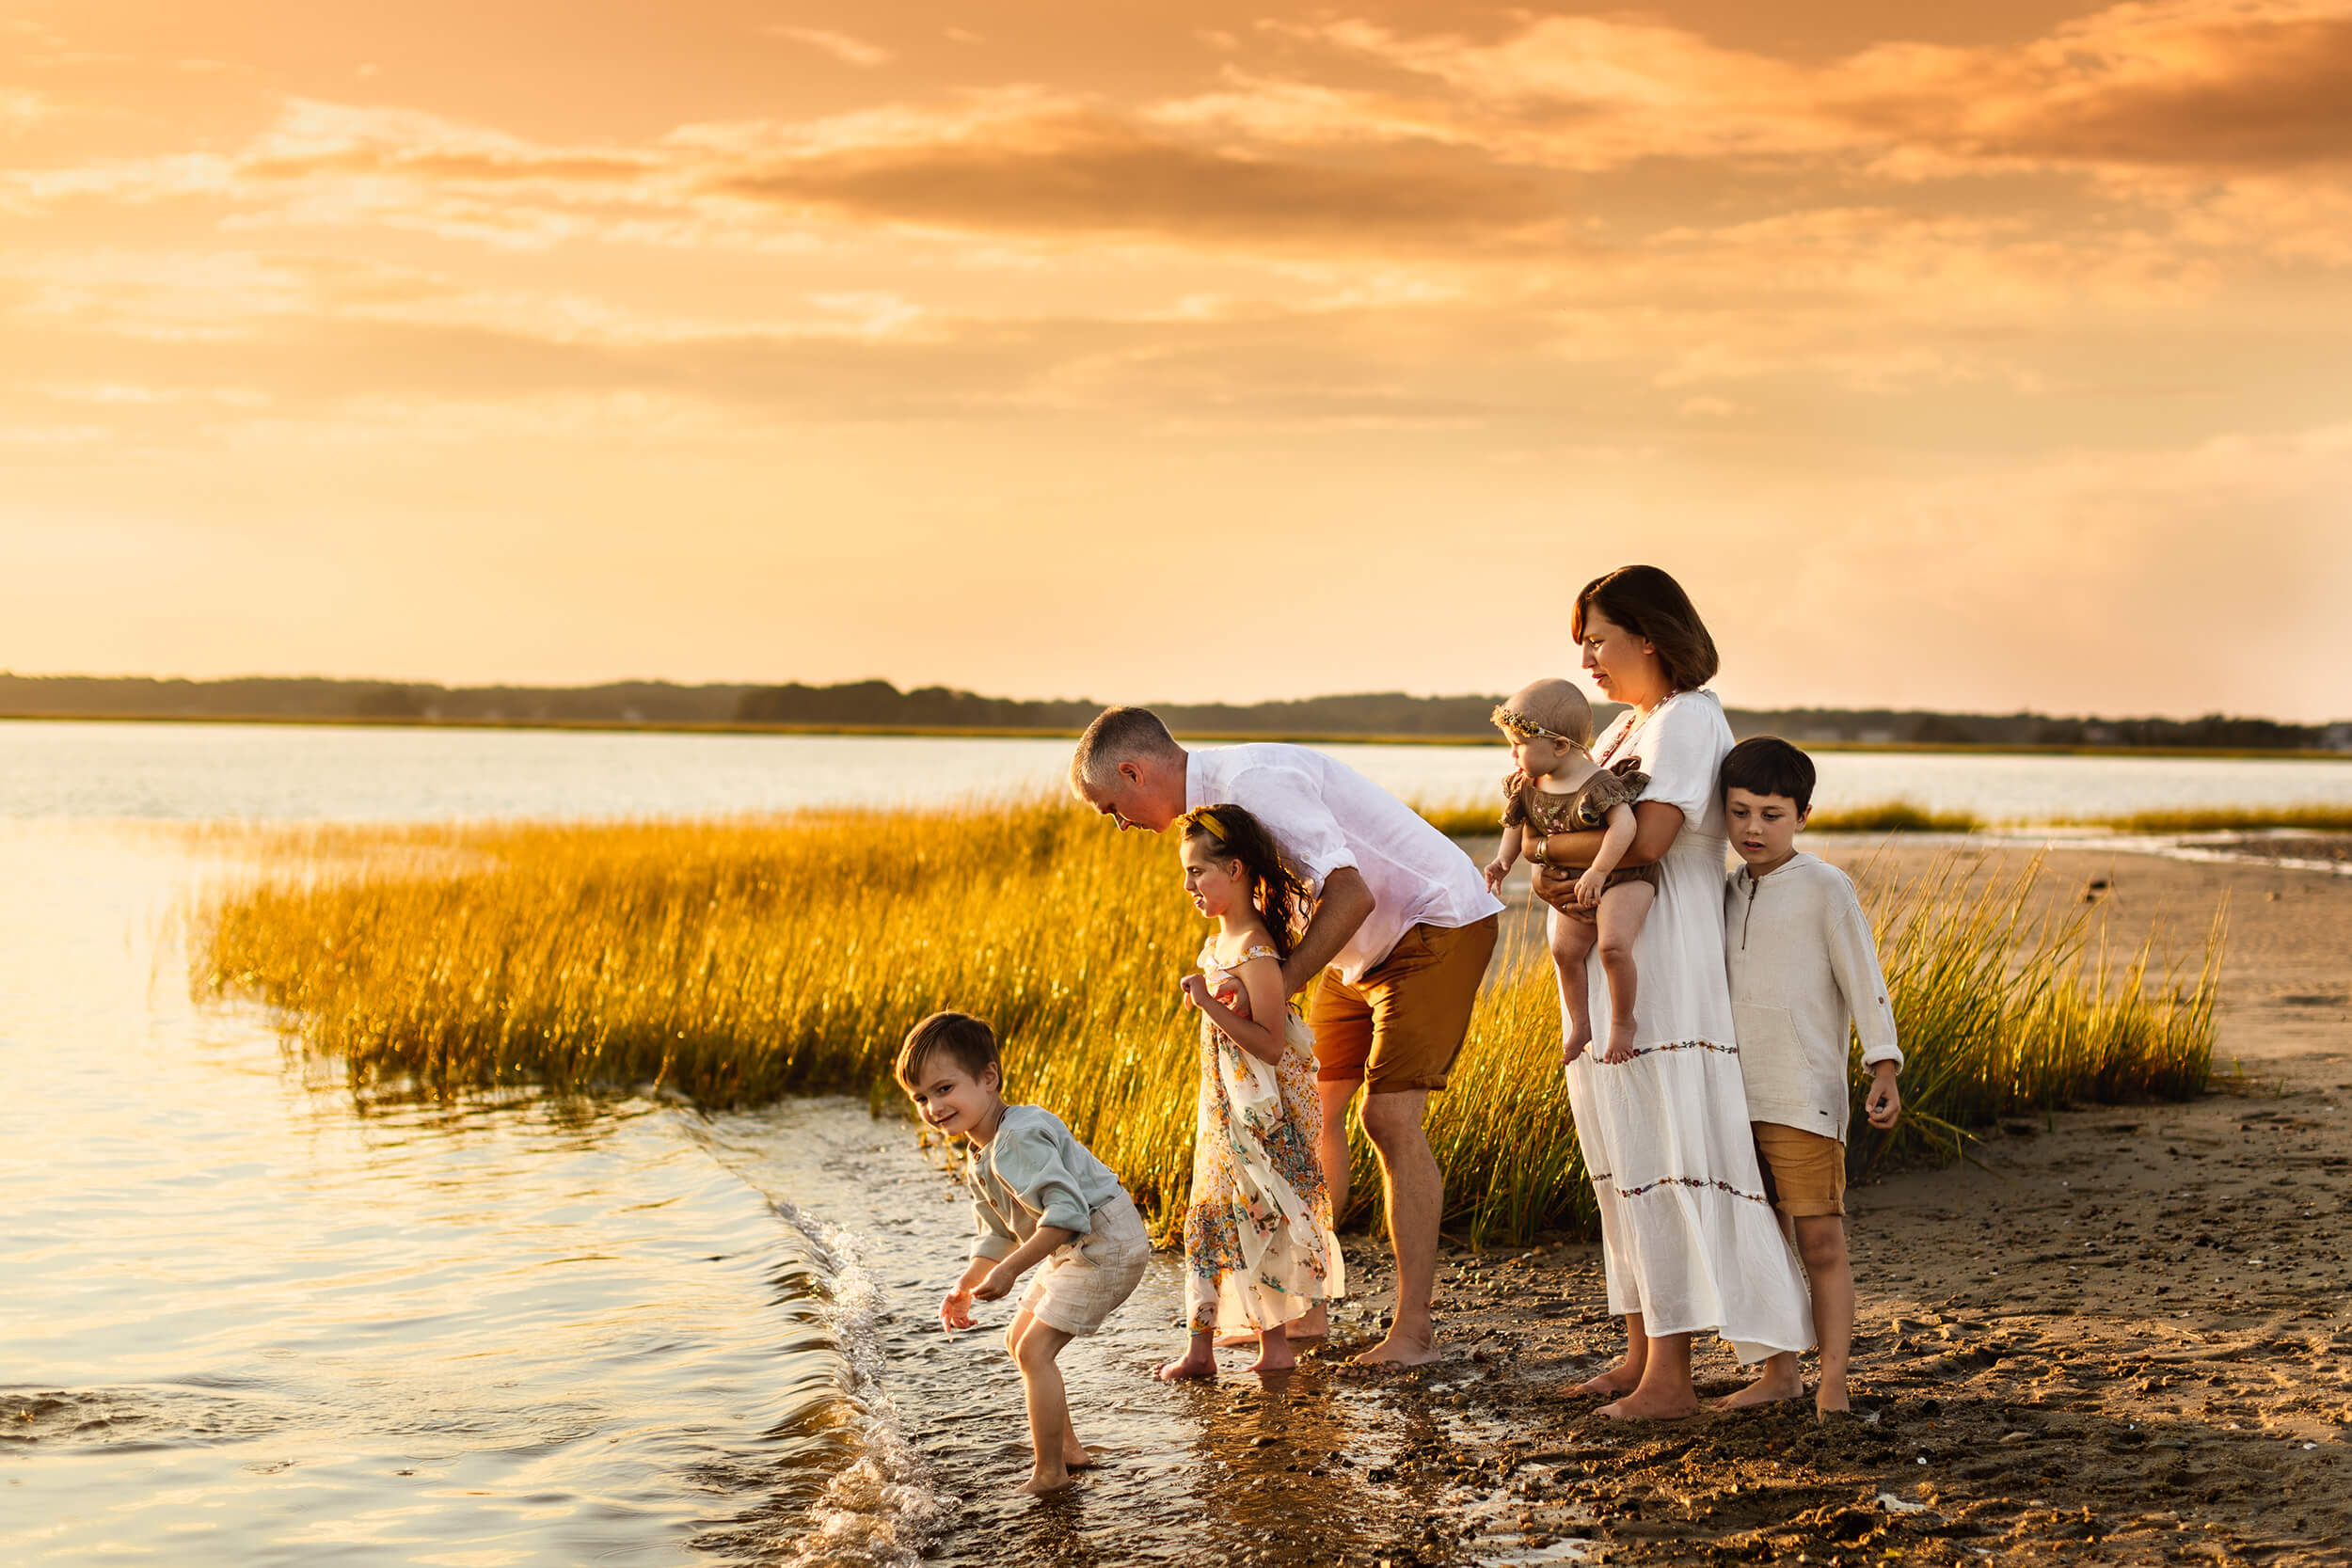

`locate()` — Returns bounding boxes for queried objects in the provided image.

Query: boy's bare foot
[1019,1463,1077,1495]
[1600,1020,1637,1065]
[1816,1385,1851,1418]
[1354,1330,1440,1368]
[1597,1388,1700,1420]
[1154,1349,1216,1382]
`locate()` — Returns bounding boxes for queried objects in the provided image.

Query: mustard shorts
[1311,915,1500,1094]
[1752,1122,1846,1218]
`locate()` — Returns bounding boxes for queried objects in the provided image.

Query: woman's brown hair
[1178,803,1311,961]
[1570,564,1720,692]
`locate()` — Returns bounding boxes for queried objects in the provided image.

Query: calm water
[5,721,2347,1565]
[4,719,2351,823]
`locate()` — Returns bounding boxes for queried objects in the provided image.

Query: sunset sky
[3,1,2349,719]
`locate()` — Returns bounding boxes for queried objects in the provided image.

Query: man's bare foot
[1564,1362,1642,1398]
[1600,1020,1637,1065]
[1714,1368,1804,1410]
[1354,1331,1440,1368]
[1020,1459,1076,1495]
[1597,1388,1700,1420]
[1154,1349,1216,1382]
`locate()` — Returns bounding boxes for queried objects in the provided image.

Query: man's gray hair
[1069,705,1181,790]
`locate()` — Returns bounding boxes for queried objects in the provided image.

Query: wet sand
[1286,841,2352,1565]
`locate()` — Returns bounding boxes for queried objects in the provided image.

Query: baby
[1484,678,1658,1063]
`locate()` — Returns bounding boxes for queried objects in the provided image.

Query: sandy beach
[1300,840,2352,1565]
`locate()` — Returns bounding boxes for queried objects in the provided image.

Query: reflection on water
[0,825,866,1566]
[1,823,1466,1566]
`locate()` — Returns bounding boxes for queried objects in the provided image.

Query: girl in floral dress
[1154,803,1345,1380]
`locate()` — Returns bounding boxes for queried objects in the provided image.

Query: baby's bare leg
[1548,905,1598,1058]
[1596,882,1656,1064]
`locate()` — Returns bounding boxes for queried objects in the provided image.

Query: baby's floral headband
[1491,705,1581,746]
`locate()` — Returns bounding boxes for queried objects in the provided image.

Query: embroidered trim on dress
[1613,1038,1740,1062]
[1613,1175,1770,1204]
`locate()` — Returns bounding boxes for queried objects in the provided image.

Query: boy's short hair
[896,1010,1001,1089]
[1720,736,1818,815]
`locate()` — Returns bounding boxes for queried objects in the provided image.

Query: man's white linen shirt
[1723,851,1903,1143]
[1186,743,1502,985]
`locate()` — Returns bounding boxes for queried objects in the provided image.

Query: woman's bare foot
[1019,1460,1076,1495]
[1714,1360,1804,1410]
[1154,1349,1216,1382]
[1564,1362,1642,1398]
[1597,1387,1700,1420]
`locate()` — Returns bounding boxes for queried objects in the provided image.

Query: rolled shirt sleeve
[1826,885,1903,1071]
[968,1180,1020,1261]
[977,1120,1096,1250]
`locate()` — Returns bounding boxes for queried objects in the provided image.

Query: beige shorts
[1311,915,1501,1094]
[1017,1193,1151,1337]
[1753,1122,1847,1218]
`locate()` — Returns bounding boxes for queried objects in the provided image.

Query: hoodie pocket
[1732,1003,1804,1097]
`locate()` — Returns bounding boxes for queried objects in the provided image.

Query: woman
[1529,564,1812,1418]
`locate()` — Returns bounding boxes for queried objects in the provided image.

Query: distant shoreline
[6,708,2351,761]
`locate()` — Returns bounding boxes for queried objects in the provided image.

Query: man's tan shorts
[1752,1122,1847,1218]
[1311,915,1500,1095]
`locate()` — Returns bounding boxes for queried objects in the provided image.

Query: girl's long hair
[1178,802,1311,961]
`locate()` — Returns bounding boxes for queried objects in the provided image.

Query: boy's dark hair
[1570,564,1721,692]
[1178,802,1312,961]
[1719,736,1817,815]
[896,1011,1001,1089]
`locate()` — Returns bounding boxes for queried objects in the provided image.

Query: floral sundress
[1180,938,1346,1334]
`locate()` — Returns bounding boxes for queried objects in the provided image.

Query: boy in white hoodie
[1716,737,1902,1417]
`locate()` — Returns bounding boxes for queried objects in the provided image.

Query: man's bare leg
[1354,1088,1441,1367]
[1568,1310,1648,1396]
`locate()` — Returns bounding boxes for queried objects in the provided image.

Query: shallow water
[0,824,1465,1564]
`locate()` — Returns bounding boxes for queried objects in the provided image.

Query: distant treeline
[2,673,2345,752]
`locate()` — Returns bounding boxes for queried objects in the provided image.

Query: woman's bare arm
[1534,801,1683,907]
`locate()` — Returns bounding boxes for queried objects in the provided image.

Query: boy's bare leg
[1567,1312,1649,1396]
[1354,1088,1442,1366]
[1549,911,1597,1059]
[1594,883,1655,1063]
[1599,1327,1700,1420]
[1795,1215,1855,1414]
[1011,1317,1083,1492]
[1156,1328,1217,1382]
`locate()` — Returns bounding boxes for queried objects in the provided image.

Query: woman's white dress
[1558,689,1814,1362]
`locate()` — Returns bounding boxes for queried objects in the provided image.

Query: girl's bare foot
[1020,1461,1076,1495]
[1597,1388,1700,1420]
[1154,1349,1216,1382]
[1062,1439,1094,1469]
[1250,1330,1297,1374]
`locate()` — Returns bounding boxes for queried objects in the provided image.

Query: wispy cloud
[769,26,893,69]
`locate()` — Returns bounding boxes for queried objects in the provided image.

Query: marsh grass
[197,803,2221,1245]
[2076,805,2352,834]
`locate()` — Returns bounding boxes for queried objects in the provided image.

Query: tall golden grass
[196,802,2222,1244]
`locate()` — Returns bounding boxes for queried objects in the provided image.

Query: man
[1069,706,1501,1367]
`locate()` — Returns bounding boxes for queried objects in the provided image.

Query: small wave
[699,1199,959,1567]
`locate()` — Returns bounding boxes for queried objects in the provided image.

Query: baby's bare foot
[1601,1020,1638,1065]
